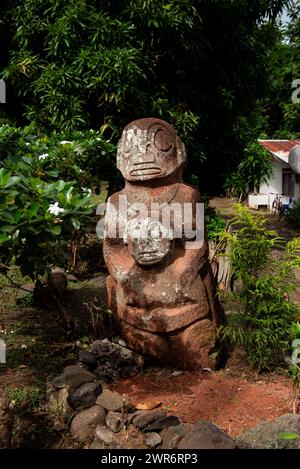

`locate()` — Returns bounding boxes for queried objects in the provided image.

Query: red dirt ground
[113,366,294,437]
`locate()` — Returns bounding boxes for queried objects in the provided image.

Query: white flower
[101,150,106,156]
[74,145,83,155]
[48,202,65,216]
[25,142,30,146]
[82,188,92,195]
[21,344,27,349]
[39,153,49,160]
[60,140,72,145]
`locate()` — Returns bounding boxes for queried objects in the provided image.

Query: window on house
[282,169,295,196]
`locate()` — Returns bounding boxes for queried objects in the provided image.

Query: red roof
[258,139,300,153]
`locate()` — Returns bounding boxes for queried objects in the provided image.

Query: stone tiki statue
[103,118,224,369]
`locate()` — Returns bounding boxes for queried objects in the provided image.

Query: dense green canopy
[0,0,296,191]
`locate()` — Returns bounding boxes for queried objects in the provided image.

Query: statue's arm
[103,238,136,283]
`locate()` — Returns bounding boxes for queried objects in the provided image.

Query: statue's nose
[132,142,156,164]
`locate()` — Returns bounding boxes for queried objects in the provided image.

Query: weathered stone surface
[130,409,167,429]
[91,339,143,366]
[103,118,225,369]
[91,339,115,358]
[88,439,105,449]
[78,350,98,368]
[121,318,216,369]
[236,414,300,449]
[67,382,102,411]
[52,365,96,392]
[95,426,114,446]
[124,303,208,333]
[91,339,144,382]
[106,411,123,433]
[178,420,236,449]
[145,432,162,448]
[161,423,192,449]
[145,415,181,432]
[96,388,132,412]
[70,405,106,443]
[48,388,74,427]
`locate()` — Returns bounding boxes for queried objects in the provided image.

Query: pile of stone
[47,341,237,449]
[89,338,144,382]
[48,374,237,449]
[47,339,300,449]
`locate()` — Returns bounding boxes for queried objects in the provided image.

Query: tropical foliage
[224,141,273,199]
[219,205,300,371]
[0,0,290,191]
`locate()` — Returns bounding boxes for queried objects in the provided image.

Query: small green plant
[218,205,300,371]
[205,205,226,242]
[7,386,44,416]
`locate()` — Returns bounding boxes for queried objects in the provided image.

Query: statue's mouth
[136,251,165,264]
[140,251,161,256]
[130,167,162,176]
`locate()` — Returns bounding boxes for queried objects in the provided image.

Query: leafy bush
[0,163,94,282]
[1,0,287,191]
[205,206,226,242]
[0,123,117,188]
[219,205,300,371]
[224,141,273,199]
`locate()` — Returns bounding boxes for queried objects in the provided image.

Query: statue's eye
[154,129,173,152]
[123,130,134,153]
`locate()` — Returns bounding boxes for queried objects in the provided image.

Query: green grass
[7,385,44,416]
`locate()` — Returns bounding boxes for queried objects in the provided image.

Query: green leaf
[0,211,16,224]
[56,180,66,192]
[4,176,21,189]
[71,217,80,230]
[50,225,62,235]
[27,226,42,235]
[0,224,16,233]
[45,170,59,177]
[279,432,300,441]
[24,202,41,220]
[0,169,11,188]
[65,186,73,203]
[0,233,9,244]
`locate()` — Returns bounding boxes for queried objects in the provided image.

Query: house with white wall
[248,139,300,210]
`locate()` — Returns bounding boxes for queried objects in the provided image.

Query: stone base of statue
[106,274,221,370]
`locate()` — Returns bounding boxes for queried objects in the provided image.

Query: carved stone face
[124,218,173,266]
[117,118,186,181]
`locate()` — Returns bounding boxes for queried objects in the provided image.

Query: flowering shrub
[0,156,95,282]
[0,124,117,188]
[0,125,103,282]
